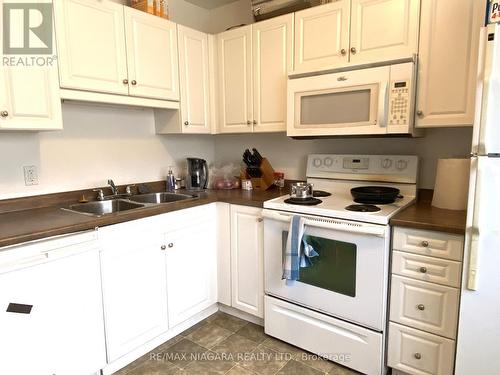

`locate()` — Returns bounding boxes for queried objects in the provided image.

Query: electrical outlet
[23,166,39,186]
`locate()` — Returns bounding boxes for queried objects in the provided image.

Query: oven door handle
[262,210,387,238]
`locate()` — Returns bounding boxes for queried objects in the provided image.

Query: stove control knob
[396,159,408,171]
[324,157,333,167]
[381,158,393,169]
[313,158,322,168]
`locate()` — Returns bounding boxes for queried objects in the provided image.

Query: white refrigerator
[456,24,500,374]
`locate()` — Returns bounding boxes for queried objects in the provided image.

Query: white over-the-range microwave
[287,62,422,137]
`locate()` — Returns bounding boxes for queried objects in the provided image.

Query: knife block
[249,158,275,191]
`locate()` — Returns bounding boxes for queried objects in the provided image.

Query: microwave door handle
[262,210,386,237]
[378,82,389,128]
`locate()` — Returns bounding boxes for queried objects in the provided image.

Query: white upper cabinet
[124,7,179,101]
[178,25,211,133]
[294,1,350,73]
[217,25,253,133]
[54,0,129,95]
[349,0,420,65]
[0,4,62,131]
[415,0,485,127]
[0,67,62,131]
[253,14,293,132]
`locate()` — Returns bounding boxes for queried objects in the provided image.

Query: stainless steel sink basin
[128,192,197,204]
[65,199,145,217]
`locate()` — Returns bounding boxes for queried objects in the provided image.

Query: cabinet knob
[340,48,346,56]
[247,120,251,125]
[417,304,425,311]
[419,266,428,274]
[257,218,263,222]
[421,240,429,248]
[123,79,129,84]
[161,245,166,250]
[184,121,189,126]
[253,120,257,125]
[0,110,8,118]
[131,80,137,86]
[414,353,422,360]
[350,47,357,54]
[417,110,424,117]
[168,243,174,248]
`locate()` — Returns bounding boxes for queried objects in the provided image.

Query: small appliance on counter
[186,157,208,191]
[242,148,275,190]
[431,158,470,210]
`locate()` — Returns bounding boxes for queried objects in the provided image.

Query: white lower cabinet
[230,204,264,318]
[100,226,169,362]
[388,322,455,375]
[165,220,217,327]
[388,227,464,375]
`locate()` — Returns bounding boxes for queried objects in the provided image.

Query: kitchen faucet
[108,179,118,195]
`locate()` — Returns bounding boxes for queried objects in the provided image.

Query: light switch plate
[23,165,39,186]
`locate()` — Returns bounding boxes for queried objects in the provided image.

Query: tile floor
[116,311,360,375]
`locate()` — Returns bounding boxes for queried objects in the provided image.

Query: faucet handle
[93,189,105,201]
[125,185,136,195]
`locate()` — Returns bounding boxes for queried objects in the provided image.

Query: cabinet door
[54,0,129,95]
[178,25,211,133]
[0,67,62,131]
[253,14,293,133]
[100,233,169,362]
[217,26,253,133]
[350,0,420,64]
[294,1,350,73]
[124,7,179,101]
[0,3,62,131]
[415,0,484,127]
[165,221,217,327]
[230,205,264,318]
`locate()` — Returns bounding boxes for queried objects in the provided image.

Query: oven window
[300,89,371,125]
[282,232,357,297]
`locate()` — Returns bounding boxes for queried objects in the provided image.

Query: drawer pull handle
[6,303,33,314]
[421,240,429,247]
[419,266,428,273]
[417,304,425,311]
[414,353,422,360]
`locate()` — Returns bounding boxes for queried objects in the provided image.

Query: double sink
[65,192,198,217]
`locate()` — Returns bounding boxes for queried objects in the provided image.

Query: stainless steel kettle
[186,158,208,191]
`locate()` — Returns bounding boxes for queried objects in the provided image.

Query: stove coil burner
[345,204,381,212]
[313,190,332,198]
[284,197,323,206]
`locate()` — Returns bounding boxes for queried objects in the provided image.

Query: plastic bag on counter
[209,163,241,190]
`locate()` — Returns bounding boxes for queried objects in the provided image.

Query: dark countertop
[390,190,467,235]
[0,187,286,249]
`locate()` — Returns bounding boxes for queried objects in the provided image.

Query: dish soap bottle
[166,166,175,192]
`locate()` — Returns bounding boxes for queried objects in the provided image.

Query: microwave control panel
[389,80,410,126]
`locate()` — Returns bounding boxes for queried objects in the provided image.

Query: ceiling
[184,0,243,9]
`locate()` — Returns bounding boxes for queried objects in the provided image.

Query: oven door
[287,66,390,137]
[263,209,389,331]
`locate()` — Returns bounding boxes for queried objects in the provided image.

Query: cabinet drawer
[392,251,462,288]
[390,275,459,339]
[388,322,455,375]
[393,227,464,261]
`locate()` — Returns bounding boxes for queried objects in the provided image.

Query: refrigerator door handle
[467,227,480,290]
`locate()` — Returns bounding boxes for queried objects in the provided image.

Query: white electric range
[262,154,419,375]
